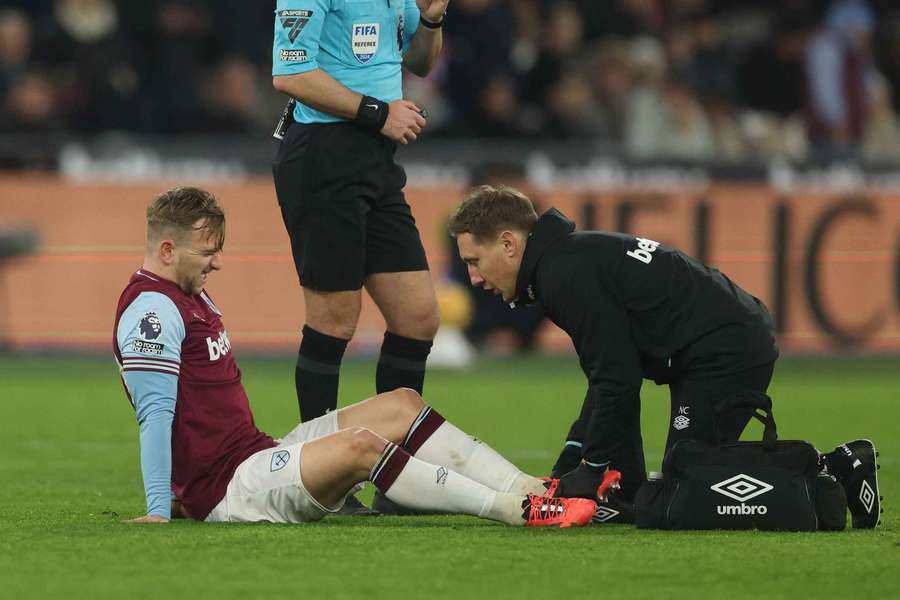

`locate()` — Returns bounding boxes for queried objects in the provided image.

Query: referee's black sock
[296,325,348,422]
[376,331,433,395]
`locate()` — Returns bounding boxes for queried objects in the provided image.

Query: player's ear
[158,239,177,265]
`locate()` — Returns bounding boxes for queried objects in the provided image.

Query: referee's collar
[511,208,575,307]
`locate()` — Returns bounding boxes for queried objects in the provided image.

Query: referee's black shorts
[272,121,429,291]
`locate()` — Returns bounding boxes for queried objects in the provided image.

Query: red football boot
[522,494,597,528]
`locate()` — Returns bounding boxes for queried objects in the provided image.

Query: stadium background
[2,0,900,356]
[1,1,899,598]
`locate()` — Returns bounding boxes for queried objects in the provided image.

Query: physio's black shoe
[337,493,380,516]
[592,490,635,524]
[826,439,882,529]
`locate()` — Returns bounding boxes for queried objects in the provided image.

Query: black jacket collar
[514,208,576,305]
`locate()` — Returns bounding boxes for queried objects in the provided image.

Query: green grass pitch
[0,354,897,599]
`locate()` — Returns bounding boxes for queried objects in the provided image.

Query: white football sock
[414,420,546,495]
[382,454,526,526]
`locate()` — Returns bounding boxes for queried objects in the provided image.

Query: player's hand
[555,462,606,499]
[124,514,170,524]
[381,100,427,145]
[170,499,187,519]
[416,0,449,24]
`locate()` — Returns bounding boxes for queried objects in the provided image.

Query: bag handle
[714,391,778,449]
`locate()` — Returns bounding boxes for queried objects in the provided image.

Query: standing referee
[271,1,448,434]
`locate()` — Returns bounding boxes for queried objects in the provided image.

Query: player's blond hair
[448,185,538,243]
[146,187,225,251]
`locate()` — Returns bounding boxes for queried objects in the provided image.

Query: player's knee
[381,387,425,423]
[344,427,389,463]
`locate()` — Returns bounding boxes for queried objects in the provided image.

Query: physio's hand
[556,462,606,499]
[550,444,582,479]
[416,0,449,23]
[124,514,170,524]
[381,100,427,145]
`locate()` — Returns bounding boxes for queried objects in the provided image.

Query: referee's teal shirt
[273,0,421,124]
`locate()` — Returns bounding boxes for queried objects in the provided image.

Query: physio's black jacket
[514,209,778,467]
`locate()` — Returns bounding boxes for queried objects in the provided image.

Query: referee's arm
[273,70,362,120]
[403,20,443,77]
[273,71,426,145]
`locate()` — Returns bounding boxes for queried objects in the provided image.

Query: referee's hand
[382,100,427,145]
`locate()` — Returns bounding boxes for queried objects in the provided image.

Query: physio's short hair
[448,185,538,243]
[146,187,225,250]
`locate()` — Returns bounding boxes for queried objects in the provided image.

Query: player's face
[456,232,522,302]
[173,220,224,295]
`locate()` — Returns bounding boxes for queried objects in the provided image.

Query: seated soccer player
[113,186,596,528]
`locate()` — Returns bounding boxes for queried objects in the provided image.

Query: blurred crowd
[2,0,900,163]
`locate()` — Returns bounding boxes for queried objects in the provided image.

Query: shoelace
[542,477,560,497]
[524,495,568,523]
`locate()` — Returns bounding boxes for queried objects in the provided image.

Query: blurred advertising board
[0,174,897,354]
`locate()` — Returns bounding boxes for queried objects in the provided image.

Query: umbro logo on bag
[712,474,774,516]
[710,473,774,502]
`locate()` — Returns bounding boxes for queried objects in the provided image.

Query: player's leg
[364,163,438,396]
[205,428,527,524]
[293,427,588,526]
[336,388,548,497]
[258,391,592,526]
[301,427,511,518]
[297,428,388,508]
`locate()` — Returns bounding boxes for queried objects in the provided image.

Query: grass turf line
[0,355,897,599]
